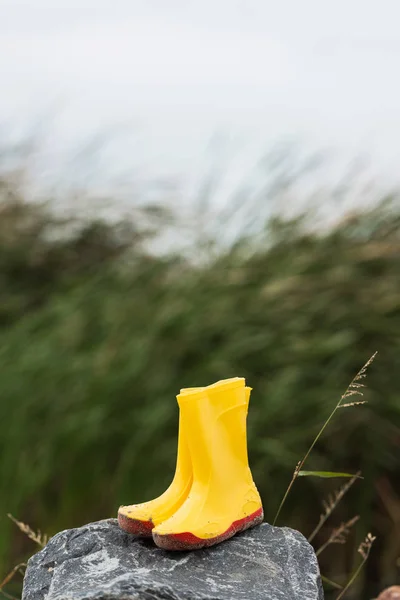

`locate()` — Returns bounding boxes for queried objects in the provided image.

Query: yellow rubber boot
[117,383,251,537]
[152,377,263,550]
[118,387,196,536]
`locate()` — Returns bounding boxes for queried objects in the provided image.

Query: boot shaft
[177,378,252,487]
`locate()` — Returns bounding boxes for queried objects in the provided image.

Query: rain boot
[152,377,263,550]
[118,387,196,535]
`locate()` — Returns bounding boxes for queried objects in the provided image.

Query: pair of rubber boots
[118,377,263,550]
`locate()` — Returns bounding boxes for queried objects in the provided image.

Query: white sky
[1,0,400,195]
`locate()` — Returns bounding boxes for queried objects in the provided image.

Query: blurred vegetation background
[0,146,399,600]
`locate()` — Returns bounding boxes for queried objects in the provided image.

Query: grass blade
[298,471,363,479]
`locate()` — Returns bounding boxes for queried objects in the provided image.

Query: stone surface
[23,519,323,600]
[377,587,400,599]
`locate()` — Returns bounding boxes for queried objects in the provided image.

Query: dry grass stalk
[340,352,377,404]
[358,533,377,561]
[273,352,377,525]
[316,515,360,557]
[0,564,27,591]
[339,401,367,408]
[335,532,376,600]
[7,514,48,548]
[320,575,343,591]
[0,562,27,600]
[0,516,49,600]
[308,471,361,543]
[0,589,19,600]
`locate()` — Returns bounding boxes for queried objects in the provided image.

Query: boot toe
[152,506,264,551]
[118,507,154,536]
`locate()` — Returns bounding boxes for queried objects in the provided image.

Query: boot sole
[152,506,264,551]
[118,511,154,537]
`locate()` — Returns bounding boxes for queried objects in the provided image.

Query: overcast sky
[1,0,400,190]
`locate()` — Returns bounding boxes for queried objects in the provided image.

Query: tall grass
[0,165,399,598]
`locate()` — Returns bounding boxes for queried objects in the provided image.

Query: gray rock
[22,519,323,600]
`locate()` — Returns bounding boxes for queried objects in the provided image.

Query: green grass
[0,184,399,599]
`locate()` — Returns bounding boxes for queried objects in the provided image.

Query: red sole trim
[118,511,154,537]
[152,506,264,551]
